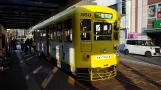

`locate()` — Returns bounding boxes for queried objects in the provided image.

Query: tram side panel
[50,15,76,72]
[36,31,47,56]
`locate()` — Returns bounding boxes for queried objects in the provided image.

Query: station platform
[0,50,161,90]
[0,50,85,90]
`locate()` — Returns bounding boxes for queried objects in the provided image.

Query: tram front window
[80,19,91,41]
[94,22,112,41]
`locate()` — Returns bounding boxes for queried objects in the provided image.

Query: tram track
[115,78,148,90]
[47,58,140,90]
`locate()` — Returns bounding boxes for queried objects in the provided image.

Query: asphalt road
[120,53,161,66]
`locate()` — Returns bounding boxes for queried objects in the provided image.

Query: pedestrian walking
[8,37,13,52]
[29,38,33,53]
[24,38,29,53]
[20,39,24,51]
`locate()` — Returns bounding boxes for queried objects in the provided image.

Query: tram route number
[96,55,111,60]
[81,13,91,17]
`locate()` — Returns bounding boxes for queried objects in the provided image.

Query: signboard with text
[154,20,161,28]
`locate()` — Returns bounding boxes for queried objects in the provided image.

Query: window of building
[122,0,126,14]
[148,18,156,25]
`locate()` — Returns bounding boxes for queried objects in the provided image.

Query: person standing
[8,37,13,52]
[20,39,24,51]
[24,38,29,53]
[29,38,33,53]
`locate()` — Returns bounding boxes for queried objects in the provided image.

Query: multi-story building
[144,0,161,47]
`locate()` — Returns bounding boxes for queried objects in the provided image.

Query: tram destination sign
[95,12,113,19]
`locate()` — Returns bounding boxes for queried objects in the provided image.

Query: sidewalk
[18,51,85,90]
[0,51,28,90]
[0,50,85,90]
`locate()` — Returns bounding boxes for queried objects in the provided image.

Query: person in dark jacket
[29,38,33,53]
[8,37,13,52]
[20,39,24,51]
[12,38,17,50]
[24,38,29,53]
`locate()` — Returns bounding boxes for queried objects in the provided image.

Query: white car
[123,39,161,57]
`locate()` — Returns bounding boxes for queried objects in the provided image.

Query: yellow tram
[32,5,120,81]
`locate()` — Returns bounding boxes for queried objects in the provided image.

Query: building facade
[144,0,161,47]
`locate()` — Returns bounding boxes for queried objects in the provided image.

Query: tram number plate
[96,56,111,60]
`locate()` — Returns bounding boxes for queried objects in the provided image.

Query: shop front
[144,20,161,47]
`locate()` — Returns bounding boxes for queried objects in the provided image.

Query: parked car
[123,39,161,57]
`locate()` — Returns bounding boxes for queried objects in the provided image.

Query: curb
[68,76,90,90]
[49,65,90,90]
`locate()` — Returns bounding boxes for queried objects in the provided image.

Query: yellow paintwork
[34,5,120,81]
[74,5,120,68]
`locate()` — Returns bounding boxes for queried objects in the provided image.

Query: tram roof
[30,5,118,32]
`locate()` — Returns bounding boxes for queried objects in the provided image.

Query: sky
[92,0,117,6]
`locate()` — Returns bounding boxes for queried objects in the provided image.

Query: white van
[123,39,161,57]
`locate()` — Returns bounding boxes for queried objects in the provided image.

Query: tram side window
[53,31,56,41]
[57,22,63,42]
[42,33,46,41]
[80,19,91,41]
[50,26,56,41]
[49,27,53,40]
[64,18,72,42]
